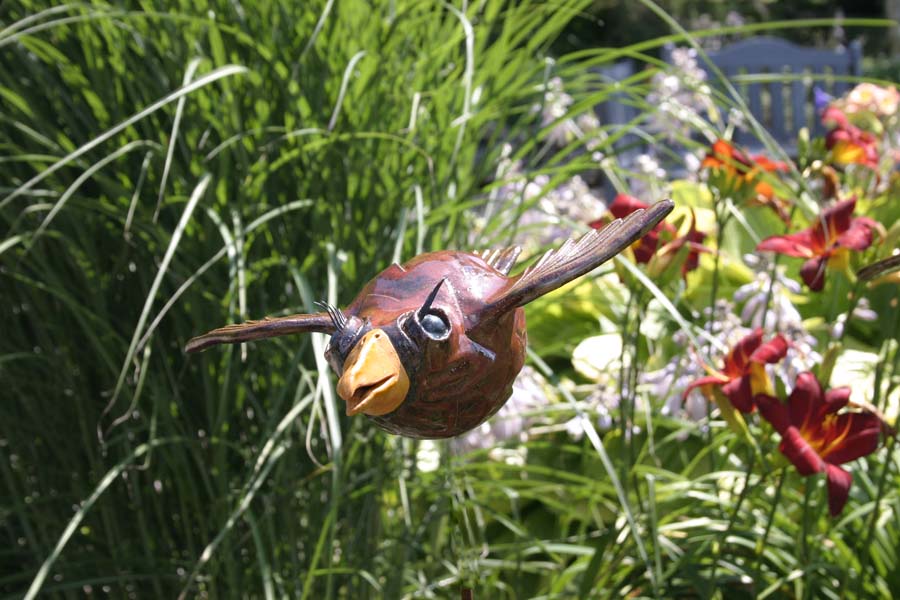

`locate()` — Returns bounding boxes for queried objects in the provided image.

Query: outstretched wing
[185,312,335,353]
[481,199,674,318]
[474,246,522,276]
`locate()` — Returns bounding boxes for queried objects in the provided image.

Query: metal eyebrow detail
[315,301,347,331]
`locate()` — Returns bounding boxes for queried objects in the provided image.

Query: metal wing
[481,199,674,317]
[185,312,335,353]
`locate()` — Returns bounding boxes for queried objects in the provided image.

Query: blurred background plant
[2,0,899,598]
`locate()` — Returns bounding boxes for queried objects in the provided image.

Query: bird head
[324,278,460,417]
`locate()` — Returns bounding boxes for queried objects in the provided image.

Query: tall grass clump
[0,1,617,596]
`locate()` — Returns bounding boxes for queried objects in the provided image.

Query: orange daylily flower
[702,139,791,220]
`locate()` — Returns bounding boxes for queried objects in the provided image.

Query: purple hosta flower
[569,331,651,438]
[416,440,441,472]
[534,76,604,149]
[727,107,747,131]
[575,111,601,135]
[831,9,847,46]
[562,386,622,439]
[636,154,667,179]
[734,255,804,331]
[703,300,752,349]
[564,415,587,440]
[586,134,608,164]
[776,328,822,391]
[689,14,722,51]
[450,366,551,455]
[724,10,745,29]
[669,47,708,86]
[476,146,546,241]
[646,47,717,143]
[734,254,822,389]
[512,175,604,249]
[644,301,751,422]
[830,297,878,339]
[814,87,834,117]
[644,358,709,422]
[627,154,670,199]
[478,145,607,252]
[688,12,743,52]
[683,150,703,174]
[554,175,604,222]
[535,76,578,147]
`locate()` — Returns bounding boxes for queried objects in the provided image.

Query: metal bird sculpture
[186,199,674,439]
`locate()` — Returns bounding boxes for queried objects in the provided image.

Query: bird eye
[420,311,450,338]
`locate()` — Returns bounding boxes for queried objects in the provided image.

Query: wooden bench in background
[664,37,863,153]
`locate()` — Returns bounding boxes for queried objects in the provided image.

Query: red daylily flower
[821,105,879,169]
[595,194,676,263]
[756,372,882,516]
[756,198,878,291]
[684,329,788,413]
[591,194,708,278]
[826,125,879,169]
[702,140,791,218]
[668,212,707,275]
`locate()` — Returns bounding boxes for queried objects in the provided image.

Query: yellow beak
[336,329,410,416]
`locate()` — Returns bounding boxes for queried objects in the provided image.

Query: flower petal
[827,128,879,169]
[725,329,763,374]
[823,387,851,412]
[821,198,857,238]
[800,256,827,291]
[814,87,834,115]
[821,105,848,128]
[682,375,728,399]
[789,372,824,428]
[756,393,790,432]
[598,194,678,265]
[749,334,789,364]
[757,231,818,258]
[821,413,882,464]
[723,375,755,413]
[608,194,648,218]
[779,426,825,476]
[825,463,852,516]
[837,217,876,251]
[751,155,789,173]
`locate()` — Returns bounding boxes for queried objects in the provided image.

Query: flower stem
[754,470,785,573]
[851,434,897,597]
[708,448,757,590]
[706,197,729,354]
[617,285,638,487]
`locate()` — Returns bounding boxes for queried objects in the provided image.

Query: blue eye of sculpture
[421,312,449,338]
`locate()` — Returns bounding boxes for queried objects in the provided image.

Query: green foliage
[0,1,596,596]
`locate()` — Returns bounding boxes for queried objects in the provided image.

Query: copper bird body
[186,199,674,439]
